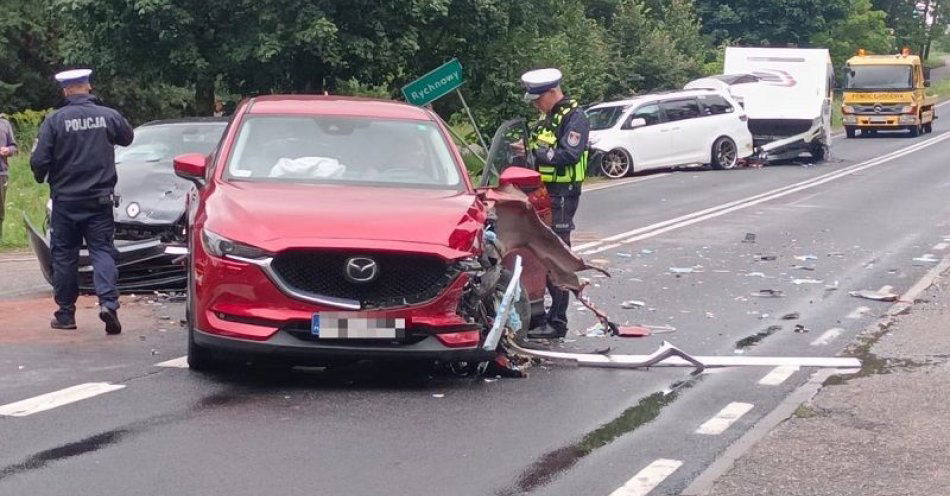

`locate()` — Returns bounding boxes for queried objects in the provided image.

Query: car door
[618,102,671,170]
[658,98,704,165]
[695,93,739,158]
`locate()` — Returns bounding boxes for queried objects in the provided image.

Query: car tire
[600,148,632,179]
[908,124,921,137]
[810,141,828,162]
[845,126,856,138]
[924,122,933,133]
[710,136,739,170]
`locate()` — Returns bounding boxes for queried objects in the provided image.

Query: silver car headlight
[201,229,270,260]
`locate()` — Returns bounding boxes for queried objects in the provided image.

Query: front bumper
[193,327,495,363]
[842,114,918,127]
[25,216,187,292]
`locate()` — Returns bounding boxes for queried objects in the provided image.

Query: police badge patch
[567,131,581,147]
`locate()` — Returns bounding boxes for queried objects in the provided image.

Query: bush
[6,108,52,149]
[1,152,48,249]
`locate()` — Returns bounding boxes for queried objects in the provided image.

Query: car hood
[206,182,485,258]
[114,160,192,225]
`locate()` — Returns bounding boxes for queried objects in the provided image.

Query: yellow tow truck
[841,48,936,138]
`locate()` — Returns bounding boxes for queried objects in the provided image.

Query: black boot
[50,315,77,330]
[99,307,122,335]
[527,323,567,340]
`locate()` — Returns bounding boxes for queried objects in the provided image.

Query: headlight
[901,105,916,114]
[201,229,270,260]
[842,105,854,114]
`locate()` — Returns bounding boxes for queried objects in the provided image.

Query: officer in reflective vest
[514,68,589,339]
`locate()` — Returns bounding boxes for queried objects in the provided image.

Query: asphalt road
[4,104,950,495]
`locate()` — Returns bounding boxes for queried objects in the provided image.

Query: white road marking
[846,306,871,319]
[758,365,799,386]
[810,328,843,346]
[608,458,683,496]
[695,402,755,435]
[155,356,189,368]
[0,383,126,417]
[584,173,672,193]
[576,132,950,255]
[933,242,949,251]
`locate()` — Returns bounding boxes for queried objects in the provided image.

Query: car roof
[140,117,229,127]
[244,95,435,121]
[589,89,722,110]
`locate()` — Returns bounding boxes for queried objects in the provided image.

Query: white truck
[686,46,835,162]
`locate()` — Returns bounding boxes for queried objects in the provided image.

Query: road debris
[792,278,824,285]
[746,272,767,278]
[754,254,777,261]
[742,233,756,244]
[751,289,785,298]
[620,300,646,309]
[432,393,445,398]
[616,252,633,258]
[615,326,651,337]
[791,265,816,271]
[794,254,818,261]
[669,266,702,274]
[781,312,800,320]
[793,324,810,333]
[640,249,654,254]
[850,288,899,302]
[913,254,940,263]
[735,325,782,349]
[584,322,607,337]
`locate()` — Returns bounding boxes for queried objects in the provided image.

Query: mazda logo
[344,257,378,283]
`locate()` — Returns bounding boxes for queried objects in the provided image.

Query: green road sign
[402,58,464,106]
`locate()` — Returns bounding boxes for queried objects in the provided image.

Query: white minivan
[587,89,754,178]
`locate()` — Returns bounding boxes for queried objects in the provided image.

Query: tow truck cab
[842,48,937,138]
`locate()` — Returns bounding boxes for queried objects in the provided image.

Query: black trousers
[50,198,119,320]
[545,194,580,331]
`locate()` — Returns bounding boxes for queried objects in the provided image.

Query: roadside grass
[1,154,48,251]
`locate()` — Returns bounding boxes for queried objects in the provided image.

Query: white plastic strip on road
[0,383,126,417]
[695,402,755,435]
[519,346,861,368]
[155,356,189,368]
[933,242,949,251]
[846,306,871,319]
[810,328,843,347]
[757,365,799,386]
[608,458,683,496]
[578,131,950,255]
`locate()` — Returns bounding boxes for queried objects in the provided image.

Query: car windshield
[115,123,225,164]
[226,116,463,190]
[587,106,628,130]
[845,65,913,90]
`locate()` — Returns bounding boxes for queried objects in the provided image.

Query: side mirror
[173,153,207,185]
[627,117,647,129]
[498,166,542,190]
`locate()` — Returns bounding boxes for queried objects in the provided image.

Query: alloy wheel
[601,149,631,178]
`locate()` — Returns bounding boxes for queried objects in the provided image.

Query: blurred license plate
[311,313,404,339]
[870,118,888,124]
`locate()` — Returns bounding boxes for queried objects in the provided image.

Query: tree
[695,0,850,46]
[813,0,894,70]
[0,0,60,112]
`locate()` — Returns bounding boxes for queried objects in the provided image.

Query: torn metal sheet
[511,341,861,370]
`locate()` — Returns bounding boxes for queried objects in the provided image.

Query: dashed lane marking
[608,458,683,496]
[0,383,125,417]
[695,402,755,436]
[757,366,799,386]
[846,306,871,319]
[810,328,843,346]
[155,356,189,368]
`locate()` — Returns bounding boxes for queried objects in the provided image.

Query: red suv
[175,96,551,370]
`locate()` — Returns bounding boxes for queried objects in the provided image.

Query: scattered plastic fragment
[754,254,778,261]
[616,252,633,258]
[781,312,800,320]
[746,272,767,278]
[705,312,716,319]
[827,252,845,257]
[669,267,693,274]
[585,322,607,337]
[794,255,818,261]
[742,233,756,244]
[791,265,816,271]
[751,289,785,298]
[621,300,646,309]
[849,288,899,302]
[793,324,810,333]
[616,326,651,337]
[913,254,940,263]
[640,249,654,254]
[432,394,445,398]
[792,278,823,285]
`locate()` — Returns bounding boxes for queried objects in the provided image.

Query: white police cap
[521,68,562,102]
[54,69,93,87]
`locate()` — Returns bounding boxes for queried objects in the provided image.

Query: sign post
[402,58,488,157]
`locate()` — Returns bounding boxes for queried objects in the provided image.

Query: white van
[587,89,754,178]
[688,47,834,161]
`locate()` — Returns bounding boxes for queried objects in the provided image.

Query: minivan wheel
[601,148,632,178]
[710,137,738,170]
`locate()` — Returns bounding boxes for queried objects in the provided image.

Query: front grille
[271,251,457,308]
[115,222,183,242]
[853,104,903,114]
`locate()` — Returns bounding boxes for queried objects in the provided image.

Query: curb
[680,253,950,496]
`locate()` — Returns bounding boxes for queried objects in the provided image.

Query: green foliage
[695,0,850,46]
[335,79,393,99]
[6,108,51,146]
[0,153,48,249]
[813,0,895,71]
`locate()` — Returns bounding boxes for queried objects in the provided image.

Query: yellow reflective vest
[530,100,588,184]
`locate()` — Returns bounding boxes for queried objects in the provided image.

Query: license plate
[311,313,405,339]
[870,119,888,124]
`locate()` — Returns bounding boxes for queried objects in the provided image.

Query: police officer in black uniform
[514,68,590,340]
[31,69,134,334]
